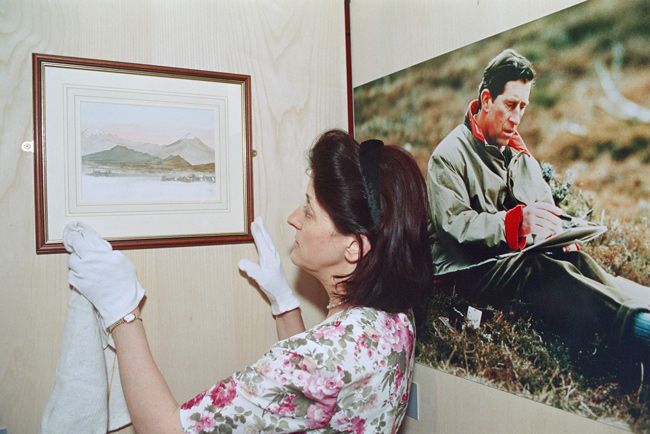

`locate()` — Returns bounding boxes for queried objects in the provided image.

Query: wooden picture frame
[33,53,253,253]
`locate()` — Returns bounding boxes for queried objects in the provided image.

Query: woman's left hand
[239,216,300,316]
[64,222,145,331]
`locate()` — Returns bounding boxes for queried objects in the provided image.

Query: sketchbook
[498,224,607,258]
[524,224,607,251]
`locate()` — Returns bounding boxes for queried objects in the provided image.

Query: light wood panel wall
[401,364,625,434]
[0,1,346,433]
[351,1,622,433]
[351,0,586,87]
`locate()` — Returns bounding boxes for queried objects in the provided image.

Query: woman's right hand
[63,222,145,332]
[238,216,300,316]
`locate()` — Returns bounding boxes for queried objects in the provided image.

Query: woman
[64,129,432,433]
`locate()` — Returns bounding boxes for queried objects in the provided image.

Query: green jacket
[427,117,554,275]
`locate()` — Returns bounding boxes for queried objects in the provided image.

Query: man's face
[481,79,532,146]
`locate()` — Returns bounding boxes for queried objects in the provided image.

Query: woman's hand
[63,222,145,332]
[239,216,300,316]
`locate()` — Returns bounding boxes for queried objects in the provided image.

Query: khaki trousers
[456,251,650,348]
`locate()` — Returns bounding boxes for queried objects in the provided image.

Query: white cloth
[41,289,131,434]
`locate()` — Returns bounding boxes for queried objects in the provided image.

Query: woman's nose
[287,207,302,230]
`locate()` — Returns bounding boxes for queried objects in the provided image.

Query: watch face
[124,313,136,322]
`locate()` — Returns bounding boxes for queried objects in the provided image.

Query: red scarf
[466,100,529,155]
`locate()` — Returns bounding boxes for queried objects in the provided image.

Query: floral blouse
[179,307,415,433]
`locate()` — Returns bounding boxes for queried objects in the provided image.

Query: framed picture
[32,53,253,253]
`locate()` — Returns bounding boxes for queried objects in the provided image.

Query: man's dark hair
[308,129,433,315]
[478,49,535,107]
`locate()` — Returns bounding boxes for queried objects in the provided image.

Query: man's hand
[521,202,563,238]
[563,243,581,252]
[239,216,300,316]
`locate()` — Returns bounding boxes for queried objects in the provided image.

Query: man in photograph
[427,49,650,369]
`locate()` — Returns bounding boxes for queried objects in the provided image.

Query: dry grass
[416,285,650,432]
[585,216,650,287]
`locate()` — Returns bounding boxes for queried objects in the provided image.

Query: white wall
[351,1,622,433]
[0,1,347,433]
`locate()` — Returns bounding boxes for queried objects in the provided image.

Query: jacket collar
[465,99,530,155]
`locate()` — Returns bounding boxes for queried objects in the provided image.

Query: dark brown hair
[309,129,432,314]
[478,49,535,108]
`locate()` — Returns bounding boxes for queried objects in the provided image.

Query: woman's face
[287,179,355,278]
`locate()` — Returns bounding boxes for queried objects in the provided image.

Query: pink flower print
[394,365,404,393]
[209,376,237,408]
[279,373,291,385]
[313,321,346,340]
[291,369,309,388]
[377,314,411,354]
[335,415,366,434]
[304,372,343,402]
[181,390,206,410]
[377,338,394,357]
[287,351,303,365]
[257,359,272,376]
[355,334,376,359]
[306,403,333,428]
[349,416,366,434]
[397,319,414,354]
[194,415,216,433]
[276,394,297,416]
[354,335,367,354]
[378,315,397,335]
[362,393,378,410]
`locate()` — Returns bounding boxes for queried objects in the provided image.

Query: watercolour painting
[33,54,253,253]
[80,102,217,203]
[354,0,650,431]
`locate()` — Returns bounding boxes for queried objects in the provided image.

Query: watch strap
[107,312,142,334]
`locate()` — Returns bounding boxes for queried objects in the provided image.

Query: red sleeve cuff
[505,204,526,250]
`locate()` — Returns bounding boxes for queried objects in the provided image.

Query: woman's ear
[344,235,372,263]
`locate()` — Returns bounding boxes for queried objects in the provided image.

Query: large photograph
[33,54,253,253]
[354,0,649,430]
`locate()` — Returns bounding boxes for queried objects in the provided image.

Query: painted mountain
[81,130,216,177]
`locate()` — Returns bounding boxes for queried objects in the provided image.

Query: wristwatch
[107,312,142,334]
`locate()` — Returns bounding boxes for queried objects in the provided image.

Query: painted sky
[80,101,215,147]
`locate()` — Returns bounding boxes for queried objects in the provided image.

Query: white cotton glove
[63,222,146,332]
[238,216,300,316]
